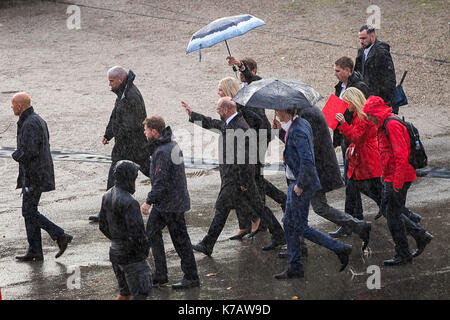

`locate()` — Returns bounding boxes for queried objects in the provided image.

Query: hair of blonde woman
[218,77,240,98]
[341,87,367,121]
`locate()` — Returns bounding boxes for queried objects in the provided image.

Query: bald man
[11,93,73,262]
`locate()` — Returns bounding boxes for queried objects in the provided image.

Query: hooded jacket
[363,96,416,189]
[355,39,396,104]
[99,160,150,265]
[12,107,55,192]
[338,112,383,180]
[145,127,191,213]
[104,70,149,172]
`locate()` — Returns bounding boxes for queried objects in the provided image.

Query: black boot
[192,242,212,257]
[413,232,433,258]
[329,227,352,238]
[274,269,304,279]
[55,233,73,259]
[16,252,44,262]
[383,256,412,266]
[336,244,352,272]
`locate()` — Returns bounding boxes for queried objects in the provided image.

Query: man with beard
[90,66,150,222]
[355,25,396,109]
[140,116,200,289]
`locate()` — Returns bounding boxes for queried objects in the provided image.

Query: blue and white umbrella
[186,14,265,61]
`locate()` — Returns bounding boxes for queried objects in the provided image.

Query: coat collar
[17,106,34,126]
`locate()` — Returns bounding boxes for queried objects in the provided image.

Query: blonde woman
[335,88,428,255]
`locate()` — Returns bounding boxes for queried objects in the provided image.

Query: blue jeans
[284,183,345,272]
[22,187,64,254]
[112,260,153,300]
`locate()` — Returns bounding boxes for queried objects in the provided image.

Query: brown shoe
[55,233,73,259]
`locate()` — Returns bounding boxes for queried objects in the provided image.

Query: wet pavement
[0,163,449,300]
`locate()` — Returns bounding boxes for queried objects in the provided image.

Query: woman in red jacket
[336,87,383,228]
[334,89,432,261]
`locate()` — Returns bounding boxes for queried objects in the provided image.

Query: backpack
[382,116,427,169]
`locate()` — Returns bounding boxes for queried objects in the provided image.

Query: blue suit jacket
[283,117,322,194]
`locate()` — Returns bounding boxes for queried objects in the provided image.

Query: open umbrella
[232,78,322,110]
[186,14,265,62]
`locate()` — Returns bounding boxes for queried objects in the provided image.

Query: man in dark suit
[182,97,282,255]
[11,92,72,262]
[90,66,150,222]
[355,25,396,106]
[140,116,200,289]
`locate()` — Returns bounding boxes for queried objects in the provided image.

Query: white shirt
[364,44,374,60]
[225,112,238,126]
[339,82,347,98]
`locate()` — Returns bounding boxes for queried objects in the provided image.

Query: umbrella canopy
[232,78,322,110]
[186,14,265,60]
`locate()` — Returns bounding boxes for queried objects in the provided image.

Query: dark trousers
[263,178,287,210]
[146,209,198,281]
[383,182,412,259]
[310,190,368,235]
[202,181,263,249]
[341,140,363,218]
[284,183,344,272]
[347,178,427,242]
[112,260,152,300]
[22,187,64,254]
[235,167,285,241]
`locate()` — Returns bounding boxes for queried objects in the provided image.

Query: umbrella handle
[225,40,239,79]
[399,71,407,86]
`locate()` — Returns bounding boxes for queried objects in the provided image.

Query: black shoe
[152,277,169,286]
[329,227,352,238]
[274,269,304,280]
[192,242,212,257]
[229,230,249,241]
[336,244,352,272]
[245,229,261,239]
[359,222,372,252]
[262,238,286,251]
[410,212,422,224]
[89,215,99,222]
[16,252,44,262]
[413,232,433,258]
[383,256,413,266]
[172,278,200,289]
[55,233,73,259]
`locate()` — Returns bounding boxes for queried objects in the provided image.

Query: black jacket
[104,71,149,172]
[355,39,396,103]
[332,71,370,148]
[99,160,150,265]
[189,112,254,190]
[241,61,262,85]
[236,104,273,166]
[145,126,191,213]
[279,106,343,193]
[12,107,55,192]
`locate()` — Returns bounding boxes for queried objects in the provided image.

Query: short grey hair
[107,66,128,79]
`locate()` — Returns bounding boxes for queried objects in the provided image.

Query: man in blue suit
[272,108,352,279]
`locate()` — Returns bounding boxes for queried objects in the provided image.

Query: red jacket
[363,96,417,189]
[338,112,382,180]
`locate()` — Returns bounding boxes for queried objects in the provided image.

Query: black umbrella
[232,78,316,110]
